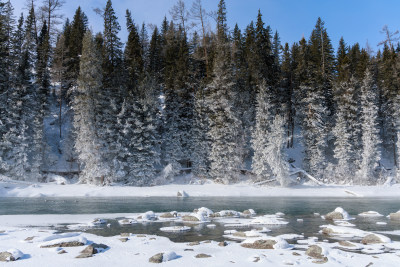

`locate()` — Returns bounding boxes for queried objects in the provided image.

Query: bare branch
[378,25,400,49]
[169,0,190,33]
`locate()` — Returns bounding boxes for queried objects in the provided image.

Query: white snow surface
[2,178,400,197]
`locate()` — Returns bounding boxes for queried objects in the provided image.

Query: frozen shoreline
[1,179,400,198]
[1,209,400,266]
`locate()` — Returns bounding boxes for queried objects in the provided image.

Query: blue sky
[11,0,399,53]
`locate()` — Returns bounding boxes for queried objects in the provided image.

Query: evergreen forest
[1,0,400,186]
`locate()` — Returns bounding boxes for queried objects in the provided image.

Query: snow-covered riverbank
[1,178,400,198]
[1,208,400,266]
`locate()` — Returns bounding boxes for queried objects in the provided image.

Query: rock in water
[177,190,188,197]
[389,212,400,220]
[324,211,343,220]
[182,215,200,221]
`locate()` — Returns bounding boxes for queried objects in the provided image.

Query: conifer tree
[378,44,397,166]
[207,0,242,184]
[73,30,104,184]
[191,88,210,178]
[251,82,273,181]
[117,77,159,185]
[358,69,381,184]
[336,37,350,82]
[97,0,124,182]
[162,23,193,178]
[124,9,143,95]
[332,80,359,182]
[64,6,88,92]
[308,18,335,116]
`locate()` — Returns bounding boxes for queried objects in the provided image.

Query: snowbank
[2,180,400,198]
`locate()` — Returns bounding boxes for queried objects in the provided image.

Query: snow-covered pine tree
[301,86,328,180]
[378,45,397,166]
[4,13,32,179]
[97,0,124,183]
[118,76,160,185]
[251,82,273,181]
[162,22,193,179]
[268,114,290,187]
[332,79,360,183]
[358,69,381,184]
[0,0,14,173]
[29,20,51,181]
[73,30,104,184]
[207,0,242,184]
[191,87,210,178]
[251,82,289,186]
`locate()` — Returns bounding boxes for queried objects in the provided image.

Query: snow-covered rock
[0,249,23,262]
[324,207,353,220]
[118,218,137,225]
[213,210,240,217]
[358,211,384,217]
[361,234,391,244]
[241,237,293,250]
[197,207,214,217]
[243,209,256,216]
[320,225,366,238]
[159,226,191,233]
[162,251,179,262]
[39,235,87,248]
[140,211,157,221]
[46,174,70,185]
[89,218,107,226]
[149,251,179,263]
[177,190,188,197]
[37,232,81,242]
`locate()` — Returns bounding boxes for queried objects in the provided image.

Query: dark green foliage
[102,0,123,89]
[64,7,88,91]
[124,9,143,95]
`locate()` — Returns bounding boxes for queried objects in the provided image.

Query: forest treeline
[1,0,399,186]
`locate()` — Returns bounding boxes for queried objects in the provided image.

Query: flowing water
[1,197,400,243]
